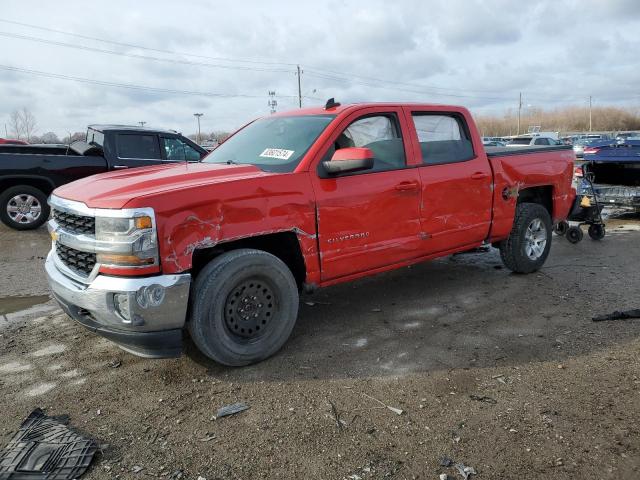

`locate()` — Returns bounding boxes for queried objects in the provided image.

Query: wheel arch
[517,185,553,217]
[190,231,307,289]
[0,176,56,197]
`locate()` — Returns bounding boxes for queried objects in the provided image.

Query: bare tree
[41,132,60,144]
[20,107,37,142]
[210,130,230,143]
[62,132,85,144]
[6,108,38,141]
[8,110,22,139]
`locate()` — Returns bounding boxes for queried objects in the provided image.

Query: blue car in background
[579,139,640,211]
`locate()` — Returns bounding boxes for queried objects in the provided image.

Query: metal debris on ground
[439,457,455,467]
[469,394,497,404]
[592,309,640,322]
[455,463,476,479]
[328,399,346,430]
[213,402,249,419]
[107,360,121,368]
[361,393,404,415]
[0,408,97,480]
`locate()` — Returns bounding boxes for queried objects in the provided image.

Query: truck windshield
[86,128,105,148]
[203,114,335,172]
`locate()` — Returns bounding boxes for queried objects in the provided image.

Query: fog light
[147,284,165,307]
[113,293,132,322]
[135,285,165,309]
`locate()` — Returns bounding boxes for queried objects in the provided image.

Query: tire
[553,221,569,236]
[499,203,552,273]
[566,226,584,244]
[188,248,299,366]
[588,224,605,241]
[0,185,50,230]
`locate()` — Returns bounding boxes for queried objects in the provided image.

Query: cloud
[0,0,639,137]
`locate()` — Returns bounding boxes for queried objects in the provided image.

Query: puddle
[0,295,51,316]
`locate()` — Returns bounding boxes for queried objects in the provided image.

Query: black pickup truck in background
[0,125,207,230]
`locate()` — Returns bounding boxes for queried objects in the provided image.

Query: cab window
[322,114,406,174]
[411,114,474,165]
[117,134,161,159]
[163,137,202,161]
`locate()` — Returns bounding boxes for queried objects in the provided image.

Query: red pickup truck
[46,101,575,365]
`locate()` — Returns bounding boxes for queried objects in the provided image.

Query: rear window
[411,114,474,165]
[117,134,161,159]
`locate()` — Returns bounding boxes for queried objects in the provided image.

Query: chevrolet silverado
[45,101,575,365]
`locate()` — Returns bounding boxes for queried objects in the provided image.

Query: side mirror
[323,147,374,175]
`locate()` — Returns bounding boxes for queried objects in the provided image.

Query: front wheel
[188,249,299,366]
[0,185,50,230]
[499,203,552,273]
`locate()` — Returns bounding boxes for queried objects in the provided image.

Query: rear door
[111,133,165,169]
[311,107,423,281]
[405,109,493,253]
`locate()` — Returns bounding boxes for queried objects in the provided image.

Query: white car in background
[507,135,562,147]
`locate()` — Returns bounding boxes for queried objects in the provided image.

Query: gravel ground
[1,217,639,479]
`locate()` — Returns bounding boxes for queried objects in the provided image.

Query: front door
[312,109,423,281]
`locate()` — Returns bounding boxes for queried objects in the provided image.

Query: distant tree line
[476,105,640,136]
[187,130,231,145]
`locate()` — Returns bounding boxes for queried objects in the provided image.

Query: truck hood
[53,162,271,209]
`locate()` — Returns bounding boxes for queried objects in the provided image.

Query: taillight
[583,147,600,155]
[574,165,583,178]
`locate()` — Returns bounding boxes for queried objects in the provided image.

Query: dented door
[311,107,423,281]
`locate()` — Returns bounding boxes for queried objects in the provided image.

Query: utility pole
[296,65,303,108]
[517,92,522,135]
[268,91,278,114]
[193,113,204,144]
[138,121,146,127]
[589,95,592,132]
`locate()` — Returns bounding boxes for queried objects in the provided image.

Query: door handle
[113,165,129,170]
[471,172,490,180]
[395,181,420,192]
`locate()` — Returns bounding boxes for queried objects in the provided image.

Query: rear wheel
[0,185,50,230]
[499,203,552,273]
[188,248,299,366]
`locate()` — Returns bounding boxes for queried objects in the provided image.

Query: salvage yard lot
[1,218,639,479]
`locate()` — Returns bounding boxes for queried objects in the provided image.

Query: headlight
[95,213,158,268]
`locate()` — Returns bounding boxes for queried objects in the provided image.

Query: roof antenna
[325,98,341,110]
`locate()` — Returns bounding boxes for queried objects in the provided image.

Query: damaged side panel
[487,148,574,241]
[148,173,320,283]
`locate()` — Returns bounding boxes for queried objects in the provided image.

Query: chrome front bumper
[45,251,191,357]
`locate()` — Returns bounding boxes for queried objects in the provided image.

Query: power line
[0,31,292,73]
[0,18,297,67]
[303,70,513,101]
[0,17,543,102]
[0,17,605,105]
[0,64,300,100]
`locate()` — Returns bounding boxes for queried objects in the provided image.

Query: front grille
[53,209,95,235]
[56,243,96,276]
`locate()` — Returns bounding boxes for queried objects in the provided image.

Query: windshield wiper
[225,159,238,165]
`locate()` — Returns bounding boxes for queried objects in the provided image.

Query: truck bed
[485,145,572,157]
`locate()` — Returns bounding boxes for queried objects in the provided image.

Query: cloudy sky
[1,0,639,138]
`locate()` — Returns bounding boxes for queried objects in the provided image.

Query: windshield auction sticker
[259,148,294,160]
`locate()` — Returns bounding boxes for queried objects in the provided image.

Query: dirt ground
[1,215,639,480]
